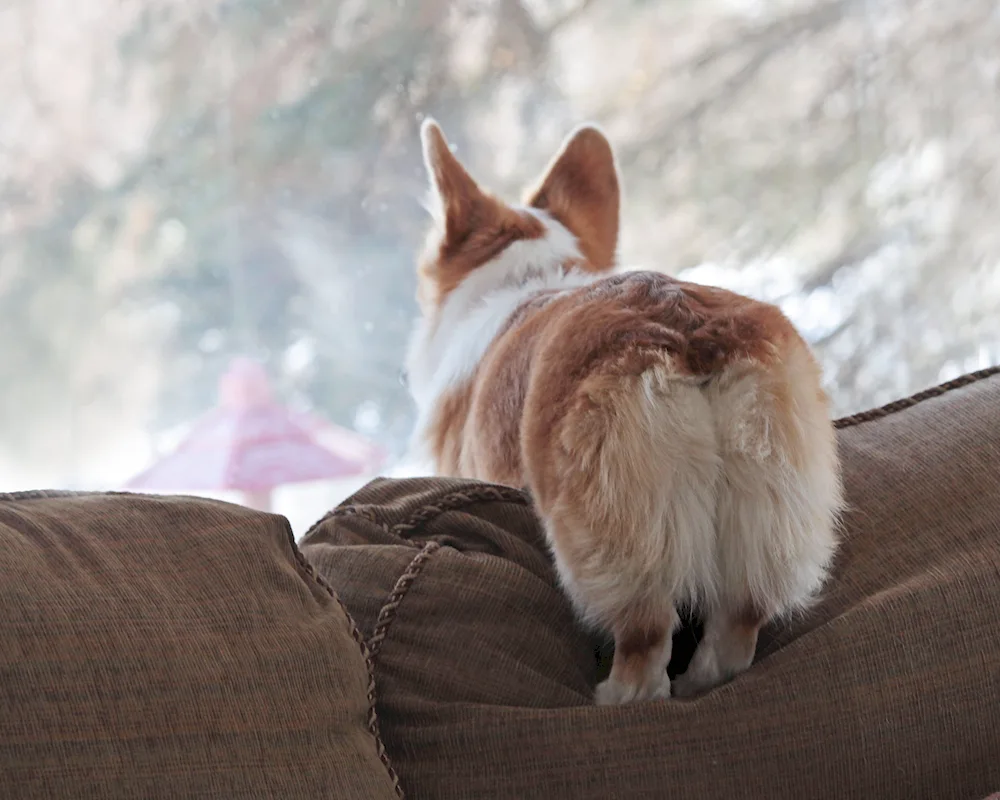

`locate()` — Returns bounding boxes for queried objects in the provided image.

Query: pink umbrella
[125,357,385,511]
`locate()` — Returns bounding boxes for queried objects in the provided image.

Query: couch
[2,366,999,799]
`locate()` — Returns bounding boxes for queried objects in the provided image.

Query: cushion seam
[313,485,532,543]
[301,504,400,543]
[285,522,405,799]
[0,489,133,502]
[368,541,442,664]
[833,365,1000,429]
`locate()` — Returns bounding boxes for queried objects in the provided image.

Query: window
[3,0,998,532]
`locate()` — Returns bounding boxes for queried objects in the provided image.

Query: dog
[404,119,843,704]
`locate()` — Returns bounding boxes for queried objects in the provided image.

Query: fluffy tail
[529,360,721,704]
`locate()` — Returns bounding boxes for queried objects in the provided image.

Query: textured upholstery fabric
[0,492,401,799]
[301,367,1000,800]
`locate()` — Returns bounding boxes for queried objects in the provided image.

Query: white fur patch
[405,209,598,456]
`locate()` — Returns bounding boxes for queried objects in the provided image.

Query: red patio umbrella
[125,357,385,511]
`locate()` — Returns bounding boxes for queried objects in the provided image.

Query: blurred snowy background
[2,0,998,532]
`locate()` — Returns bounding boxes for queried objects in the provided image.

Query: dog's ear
[524,125,620,270]
[421,119,493,251]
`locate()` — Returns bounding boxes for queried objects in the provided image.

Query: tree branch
[683,0,854,73]
[612,0,857,164]
[544,0,598,36]
[800,233,887,293]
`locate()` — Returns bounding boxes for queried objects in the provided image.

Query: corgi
[404,120,843,705]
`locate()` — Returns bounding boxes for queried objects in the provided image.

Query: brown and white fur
[405,120,843,705]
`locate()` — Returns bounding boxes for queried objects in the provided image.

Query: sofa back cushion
[0,491,400,799]
[301,368,1000,800]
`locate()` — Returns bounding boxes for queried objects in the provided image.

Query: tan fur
[523,126,621,271]
[418,122,546,310]
[407,120,843,704]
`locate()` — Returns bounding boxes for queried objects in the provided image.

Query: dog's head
[414,119,621,315]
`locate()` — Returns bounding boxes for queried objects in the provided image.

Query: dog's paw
[651,672,672,701]
[595,677,632,705]
[595,672,671,705]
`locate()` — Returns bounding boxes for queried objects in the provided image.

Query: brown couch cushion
[300,366,1000,800]
[0,492,401,799]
